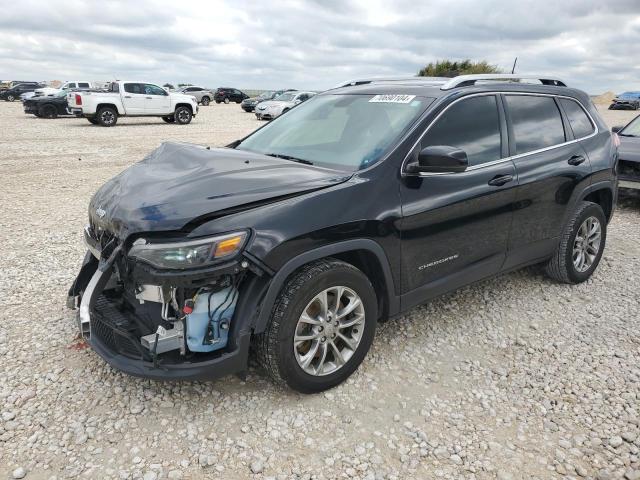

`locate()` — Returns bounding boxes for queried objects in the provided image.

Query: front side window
[559,98,594,139]
[144,84,167,96]
[237,94,431,171]
[506,95,565,155]
[420,95,502,167]
[124,83,144,94]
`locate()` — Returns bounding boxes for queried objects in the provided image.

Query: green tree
[418,60,501,78]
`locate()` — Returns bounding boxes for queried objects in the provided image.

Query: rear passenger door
[399,94,517,307]
[122,83,146,114]
[503,94,593,269]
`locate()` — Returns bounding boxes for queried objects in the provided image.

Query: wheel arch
[580,181,615,222]
[250,239,399,334]
[96,103,121,115]
[174,102,193,113]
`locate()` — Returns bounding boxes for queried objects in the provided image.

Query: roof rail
[332,76,449,89]
[440,74,567,90]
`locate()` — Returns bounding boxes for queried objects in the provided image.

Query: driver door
[143,84,171,114]
[399,94,517,309]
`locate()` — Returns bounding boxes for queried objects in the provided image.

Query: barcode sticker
[369,94,416,104]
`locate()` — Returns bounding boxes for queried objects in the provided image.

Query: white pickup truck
[67,81,199,126]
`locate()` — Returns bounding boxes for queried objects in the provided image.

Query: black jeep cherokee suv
[68,74,617,393]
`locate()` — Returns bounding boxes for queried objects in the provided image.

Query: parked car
[34,81,93,98]
[609,92,640,110]
[1,82,46,102]
[23,90,72,118]
[241,90,293,112]
[254,91,315,120]
[214,87,248,104]
[175,86,214,106]
[67,81,199,126]
[612,115,640,190]
[67,74,616,393]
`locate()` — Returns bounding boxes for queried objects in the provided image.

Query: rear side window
[506,96,565,154]
[559,98,595,139]
[78,82,90,88]
[420,95,502,166]
[124,83,143,94]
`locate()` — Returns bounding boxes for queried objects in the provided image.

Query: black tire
[7,94,15,102]
[223,97,230,104]
[215,100,221,104]
[545,201,607,284]
[87,117,99,125]
[255,259,377,393]
[96,106,118,127]
[39,104,57,119]
[174,106,192,125]
[161,116,175,123]
[201,96,210,106]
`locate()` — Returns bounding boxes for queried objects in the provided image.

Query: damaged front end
[67,224,262,380]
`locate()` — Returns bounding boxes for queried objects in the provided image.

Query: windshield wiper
[264,153,314,165]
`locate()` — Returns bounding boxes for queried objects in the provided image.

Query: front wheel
[545,201,607,284]
[161,115,175,123]
[255,259,377,393]
[87,117,99,125]
[97,107,118,127]
[201,96,210,106]
[7,95,15,102]
[223,97,230,104]
[174,106,192,124]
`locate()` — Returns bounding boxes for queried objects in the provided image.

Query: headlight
[128,231,248,269]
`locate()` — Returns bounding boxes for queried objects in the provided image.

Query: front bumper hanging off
[67,231,251,381]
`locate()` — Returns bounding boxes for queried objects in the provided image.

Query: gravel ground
[0,101,639,480]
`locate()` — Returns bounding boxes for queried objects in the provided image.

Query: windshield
[236,93,431,171]
[621,116,640,137]
[274,92,296,102]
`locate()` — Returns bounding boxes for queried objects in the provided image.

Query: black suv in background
[1,82,46,101]
[214,87,249,104]
[68,74,617,393]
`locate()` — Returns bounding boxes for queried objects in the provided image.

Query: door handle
[124,95,132,98]
[488,174,514,187]
[568,155,586,166]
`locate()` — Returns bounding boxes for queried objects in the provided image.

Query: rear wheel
[162,116,175,123]
[174,106,192,125]
[545,201,607,284]
[201,96,210,106]
[40,104,57,118]
[97,107,117,127]
[255,259,377,393]
[223,97,230,104]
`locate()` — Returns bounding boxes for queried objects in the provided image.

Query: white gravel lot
[0,101,639,480]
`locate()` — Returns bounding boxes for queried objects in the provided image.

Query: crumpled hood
[88,142,351,238]
[619,136,640,163]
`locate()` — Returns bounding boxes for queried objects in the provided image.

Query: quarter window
[559,98,595,139]
[420,95,502,166]
[506,96,565,154]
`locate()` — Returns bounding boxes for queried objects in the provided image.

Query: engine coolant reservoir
[186,287,237,353]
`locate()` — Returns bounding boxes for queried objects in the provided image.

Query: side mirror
[612,126,623,133]
[406,146,469,174]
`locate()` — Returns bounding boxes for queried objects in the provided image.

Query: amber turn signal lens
[214,235,244,258]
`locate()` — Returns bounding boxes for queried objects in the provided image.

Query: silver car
[176,86,215,106]
[255,91,316,120]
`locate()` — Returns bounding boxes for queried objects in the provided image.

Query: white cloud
[0,0,639,93]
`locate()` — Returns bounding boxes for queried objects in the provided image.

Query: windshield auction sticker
[369,94,416,103]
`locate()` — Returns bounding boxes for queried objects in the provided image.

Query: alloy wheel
[101,110,115,125]
[573,216,601,273]
[293,286,365,376]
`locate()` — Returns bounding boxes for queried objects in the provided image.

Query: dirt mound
[593,91,616,105]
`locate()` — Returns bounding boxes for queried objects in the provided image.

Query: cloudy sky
[1,0,639,94]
